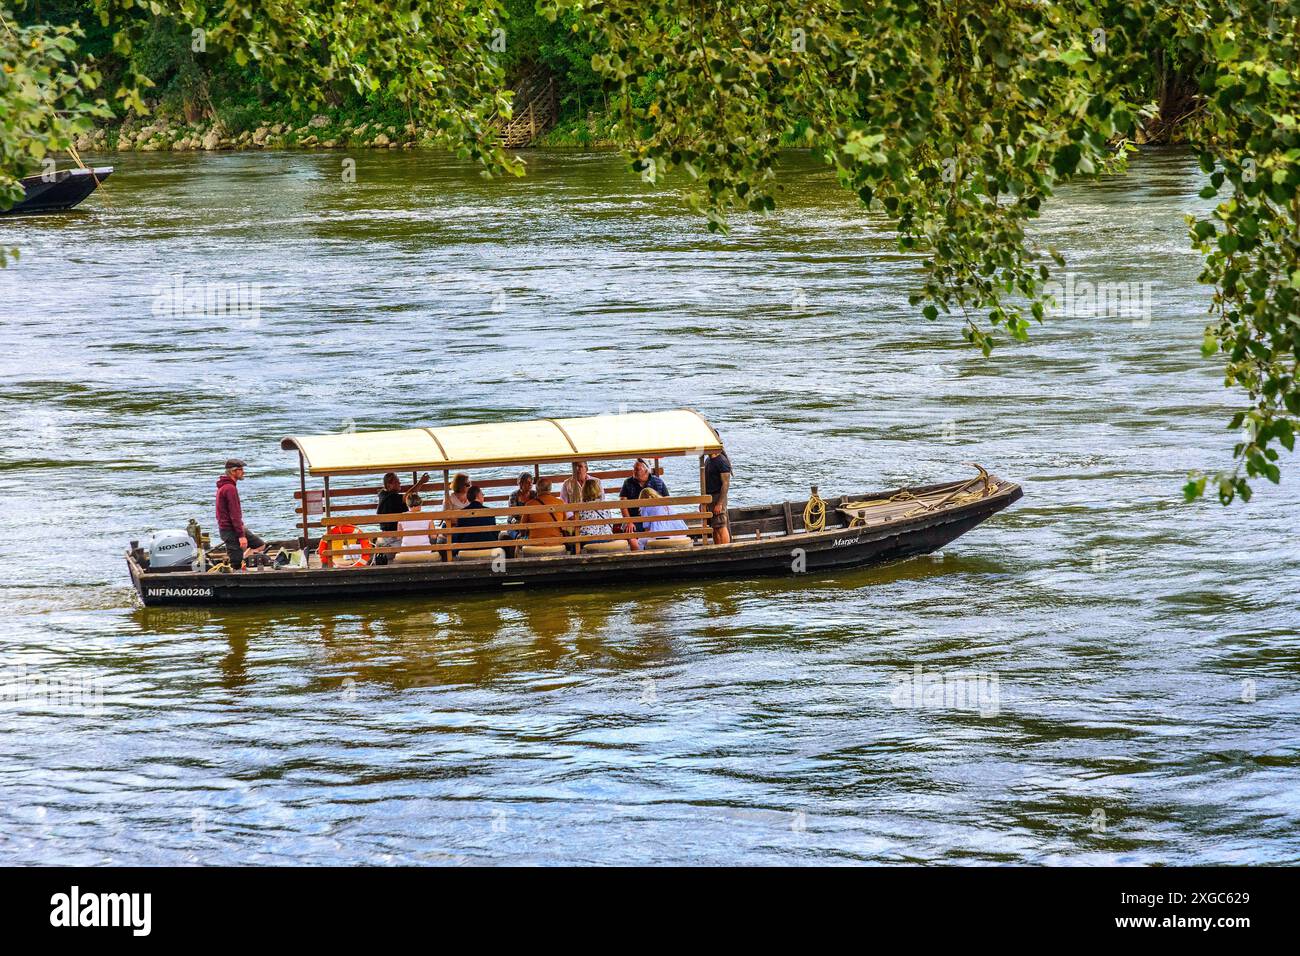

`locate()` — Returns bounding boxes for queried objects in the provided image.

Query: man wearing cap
[215,458,264,570]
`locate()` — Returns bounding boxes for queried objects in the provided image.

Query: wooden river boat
[126,410,1022,606]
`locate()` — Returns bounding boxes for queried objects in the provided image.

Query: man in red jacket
[216,458,265,569]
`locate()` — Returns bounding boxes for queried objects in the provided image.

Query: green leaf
[1201,329,1218,358]
[1182,476,1208,501]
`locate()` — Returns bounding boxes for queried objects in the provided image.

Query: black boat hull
[128,481,1022,606]
[2,167,113,215]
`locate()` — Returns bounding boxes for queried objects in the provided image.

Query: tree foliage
[557,0,1300,503]
[501,0,603,116]
[566,1,1150,353]
[2,0,1298,503]
[89,0,521,173]
[1180,3,1300,503]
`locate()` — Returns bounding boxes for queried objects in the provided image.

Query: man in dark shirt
[451,485,497,556]
[375,471,409,566]
[619,458,669,551]
[705,444,733,545]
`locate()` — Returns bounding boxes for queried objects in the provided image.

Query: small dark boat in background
[1,166,113,215]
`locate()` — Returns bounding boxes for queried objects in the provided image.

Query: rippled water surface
[0,148,1296,865]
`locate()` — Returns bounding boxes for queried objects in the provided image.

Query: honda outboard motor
[144,529,198,571]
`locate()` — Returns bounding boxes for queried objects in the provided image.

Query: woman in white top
[638,486,687,533]
[443,472,471,512]
[435,472,472,543]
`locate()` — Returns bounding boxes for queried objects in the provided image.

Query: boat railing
[316,494,714,562]
[294,467,659,515]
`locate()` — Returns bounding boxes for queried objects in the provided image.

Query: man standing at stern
[215,458,265,569]
[705,443,733,545]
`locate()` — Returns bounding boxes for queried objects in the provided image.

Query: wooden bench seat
[645,536,693,549]
[583,540,629,553]
[393,551,443,565]
[454,547,504,562]
[519,544,567,558]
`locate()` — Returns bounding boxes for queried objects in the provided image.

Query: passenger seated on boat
[451,485,497,557]
[435,472,472,542]
[638,487,693,549]
[520,478,564,540]
[392,493,438,564]
[390,496,441,564]
[638,487,687,532]
[577,477,616,543]
[502,471,533,541]
[374,471,407,566]
[561,460,590,504]
[579,478,632,553]
[619,458,668,551]
[446,472,471,512]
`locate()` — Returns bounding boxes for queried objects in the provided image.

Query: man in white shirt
[562,461,590,504]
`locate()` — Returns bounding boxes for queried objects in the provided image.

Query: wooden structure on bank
[496,67,559,147]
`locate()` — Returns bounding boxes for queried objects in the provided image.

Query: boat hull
[2,167,113,215]
[128,481,1022,606]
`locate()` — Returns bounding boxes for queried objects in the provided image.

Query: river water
[0,147,1296,865]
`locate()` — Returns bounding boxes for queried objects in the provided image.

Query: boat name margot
[831,534,864,548]
[49,885,152,936]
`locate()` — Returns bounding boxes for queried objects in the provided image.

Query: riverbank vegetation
[2,1,1297,504]
[8,0,615,151]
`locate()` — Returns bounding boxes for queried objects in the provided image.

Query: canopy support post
[442,469,454,563]
[298,453,309,548]
[698,455,706,496]
[323,476,331,520]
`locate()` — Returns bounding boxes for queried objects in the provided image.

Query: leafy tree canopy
[2,0,1297,503]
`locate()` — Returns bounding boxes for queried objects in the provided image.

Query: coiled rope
[803,487,827,532]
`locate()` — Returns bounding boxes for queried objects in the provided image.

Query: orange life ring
[318,525,372,568]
